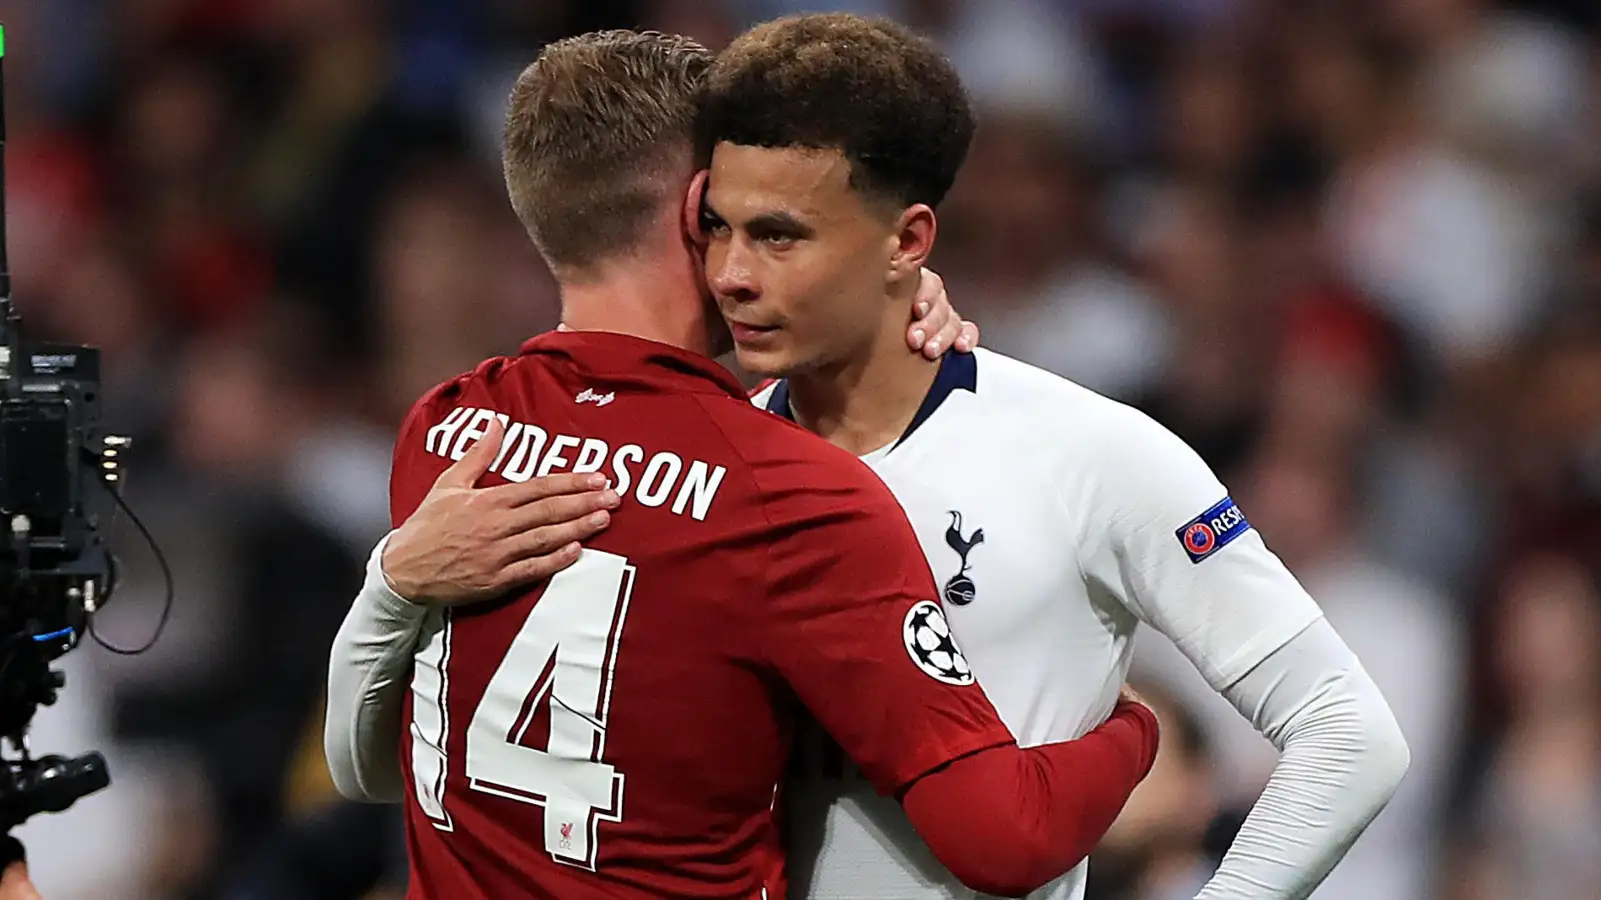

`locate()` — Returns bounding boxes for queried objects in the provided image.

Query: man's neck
[788,319,939,457]
[558,254,711,356]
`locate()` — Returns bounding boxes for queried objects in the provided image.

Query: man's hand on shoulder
[906,269,979,360]
[382,418,621,604]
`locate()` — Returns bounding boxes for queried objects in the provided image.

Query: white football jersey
[752,349,1325,900]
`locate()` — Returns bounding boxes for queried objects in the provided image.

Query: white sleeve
[323,532,428,803]
[1196,620,1410,899]
[1074,406,1323,688]
[1074,407,1407,897]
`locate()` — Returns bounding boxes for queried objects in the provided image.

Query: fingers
[923,301,962,361]
[435,417,507,489]
[954,319,979,353]
[911,268,946,313]
[498,488,620,537]
[491,471,614,508]
[479,491,616,593]
[499,507,613,565]
[494,542,585,592]
[906,269,947,353]
[909,270,960,359]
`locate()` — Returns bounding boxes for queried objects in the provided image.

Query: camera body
[0,336,118,829]
[0,21,119,834]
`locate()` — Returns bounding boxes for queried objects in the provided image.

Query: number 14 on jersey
[408,550,637,870]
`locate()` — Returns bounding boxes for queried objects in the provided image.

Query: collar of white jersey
[763,350,978,451]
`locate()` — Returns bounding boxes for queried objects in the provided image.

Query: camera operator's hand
[0,839,39,900]
[0,861,40,900]
[381,417,620,604]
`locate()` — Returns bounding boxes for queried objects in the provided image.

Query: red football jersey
[390,331,1013,900]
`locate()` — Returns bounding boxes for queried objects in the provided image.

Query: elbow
[1344,665,1410,812]
[324,724,402,804]
[1314,670,1409,819]
[938,830,1072,899]
[906,777,1081,897]
[1365,704,1411,805]
[328,769,369,803]
[328,758,403,805]
[323,731,370,803]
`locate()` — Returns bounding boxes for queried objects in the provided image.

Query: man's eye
[700,212,728,236]
[760,233,797,247]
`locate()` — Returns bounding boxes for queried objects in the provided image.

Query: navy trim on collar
[894,349,977,448]
[763,378,795,420]
[763,351,978,451]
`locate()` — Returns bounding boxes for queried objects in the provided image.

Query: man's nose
[708,240,759,302]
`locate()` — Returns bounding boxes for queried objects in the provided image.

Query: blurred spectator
[1493,308,1601,568]
[940,110,1168,401]
[369,156,557,422]
[1321,28,1558,367]
[1445,555,1601,900]
[1129,179,1265,478]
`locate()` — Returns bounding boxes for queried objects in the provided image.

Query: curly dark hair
[696,13,976,210]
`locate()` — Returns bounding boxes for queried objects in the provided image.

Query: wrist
[377,534,422,603]
[1114,699,1161,778]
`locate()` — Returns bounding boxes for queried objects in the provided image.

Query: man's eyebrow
[746,211,814,237]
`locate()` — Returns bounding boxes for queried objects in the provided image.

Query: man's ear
[888,203,936,282]
[683,169,711,249]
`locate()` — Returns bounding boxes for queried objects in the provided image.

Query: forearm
[324,532,428,803]
[901,699,1159,897]
[1197,620,1410,900]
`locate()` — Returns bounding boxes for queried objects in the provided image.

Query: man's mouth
[728,322,780,344]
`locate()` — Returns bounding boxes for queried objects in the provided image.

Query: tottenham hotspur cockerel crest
[942,511,984,606]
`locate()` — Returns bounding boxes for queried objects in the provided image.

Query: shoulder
[966,352,1227,546]
[396,355,523,437]
[969,349,1187,471]
[684,401,922,606]
[972,349,1123,426]
[694,393,898,507]
[690,397,913,566]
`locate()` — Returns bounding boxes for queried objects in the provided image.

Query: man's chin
[733,343,791,379]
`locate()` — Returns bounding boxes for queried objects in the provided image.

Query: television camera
[0,23,169,833]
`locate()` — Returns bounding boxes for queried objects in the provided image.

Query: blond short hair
[503,30,712,273]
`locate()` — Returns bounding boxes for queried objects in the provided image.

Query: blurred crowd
[1,0,1598,898]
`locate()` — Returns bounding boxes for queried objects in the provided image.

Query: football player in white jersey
[331,12,1407,900]
[686,13,1407,900]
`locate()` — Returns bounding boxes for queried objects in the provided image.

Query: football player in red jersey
[327,30,1159,900]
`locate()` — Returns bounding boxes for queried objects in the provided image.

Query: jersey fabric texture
[754,348,1325,900]
[388,331,1013,900]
